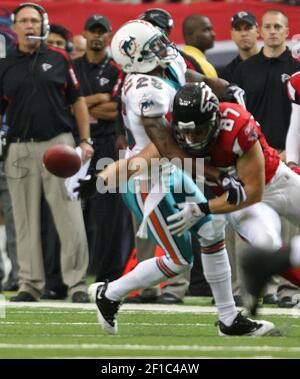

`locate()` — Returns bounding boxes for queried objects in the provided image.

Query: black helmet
[139,8,174,36]
[172,82,220,156]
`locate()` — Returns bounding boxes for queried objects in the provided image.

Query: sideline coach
[0,3,93,302]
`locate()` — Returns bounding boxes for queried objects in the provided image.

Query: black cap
[84,15,112,32]
[231,11,257,28]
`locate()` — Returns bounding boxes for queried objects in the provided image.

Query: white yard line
[0,343,299,353]
[3,301,300,316]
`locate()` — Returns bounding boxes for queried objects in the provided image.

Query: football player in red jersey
[286,71,300,174]
[165,82,300,314]
[239,68,300,315]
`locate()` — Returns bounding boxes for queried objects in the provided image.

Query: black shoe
[88,281,121,334]
[278,296,298,308]
[240,246,291,316]
[71,291,89,303]
[10,291,37,302]
[157,293,183,304]
[217,312,278,336]
[3,281,19,292]
[263,294,278,305]
[123,294,159,304]
[41,289,68,300]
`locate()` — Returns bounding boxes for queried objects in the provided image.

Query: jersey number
[136,77,163,90]
[220,108,240,132]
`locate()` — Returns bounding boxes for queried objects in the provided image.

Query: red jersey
[287,71,300,105]
[206,103,280,193]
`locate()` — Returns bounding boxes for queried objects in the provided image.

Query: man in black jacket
[220,11,259,83]
[0,3,93,302]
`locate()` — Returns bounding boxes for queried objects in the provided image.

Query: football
[43,144,81,178]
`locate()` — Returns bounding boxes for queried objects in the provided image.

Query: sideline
[4,300,300,316]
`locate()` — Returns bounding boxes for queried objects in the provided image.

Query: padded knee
[160,255,192,276]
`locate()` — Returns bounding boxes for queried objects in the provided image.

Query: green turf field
[1,299,300,359]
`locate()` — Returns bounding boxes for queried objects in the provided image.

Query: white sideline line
[1,321,299,329]
[0,321,212,327]
[4,301,300,316]
[45,356,275,359]
[0,343,299,352]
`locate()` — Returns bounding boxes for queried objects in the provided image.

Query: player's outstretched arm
[185,69,229,99]
[209,141,265,214]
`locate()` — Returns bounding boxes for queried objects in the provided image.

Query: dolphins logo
[120,36,137,61]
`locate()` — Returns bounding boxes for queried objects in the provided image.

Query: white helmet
[111,19,177,73]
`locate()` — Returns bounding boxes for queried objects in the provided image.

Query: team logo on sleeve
[140,95,154,115]
[119,36,137,61]
[244,121,258,141]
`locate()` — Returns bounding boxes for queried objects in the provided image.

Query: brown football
[43,144,81,178]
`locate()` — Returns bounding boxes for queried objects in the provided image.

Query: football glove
[219,172,247,206]
[219,84,246,108]
[167,202,209,237]
[74,171,104,200]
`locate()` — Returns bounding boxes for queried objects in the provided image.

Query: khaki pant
[5,133,88,298]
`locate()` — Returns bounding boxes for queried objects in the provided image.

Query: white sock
[290,236,300,267]
[201,250,237,326]
[106,257,187,301]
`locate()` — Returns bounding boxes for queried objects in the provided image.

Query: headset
[66,39,73,54]
[11,2,50,40]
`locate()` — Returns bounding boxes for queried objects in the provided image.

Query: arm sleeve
[234,117,259,157]
[65,59,82,105]
[286,103,300,164]
[112,68,125,102]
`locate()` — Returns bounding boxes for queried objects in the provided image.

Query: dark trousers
[41,194,67,294]
[85,136,133,281]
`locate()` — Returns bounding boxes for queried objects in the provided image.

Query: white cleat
[217,312,281,336]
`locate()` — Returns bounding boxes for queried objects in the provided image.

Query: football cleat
[217,312,280,337]
[88,281,121,335]
[240,246,291,315]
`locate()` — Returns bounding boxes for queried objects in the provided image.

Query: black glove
[219,172,247,205]
[74,172,98,200]
[219,84,246,108]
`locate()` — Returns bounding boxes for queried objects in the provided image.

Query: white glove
[167,202,206,237]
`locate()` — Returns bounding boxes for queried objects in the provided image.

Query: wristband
[198,202,211,215]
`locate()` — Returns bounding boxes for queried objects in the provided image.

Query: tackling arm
[208,141,265,214]
[185,69,230,99]
[99,142,160,188]
[142,116,199,178]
